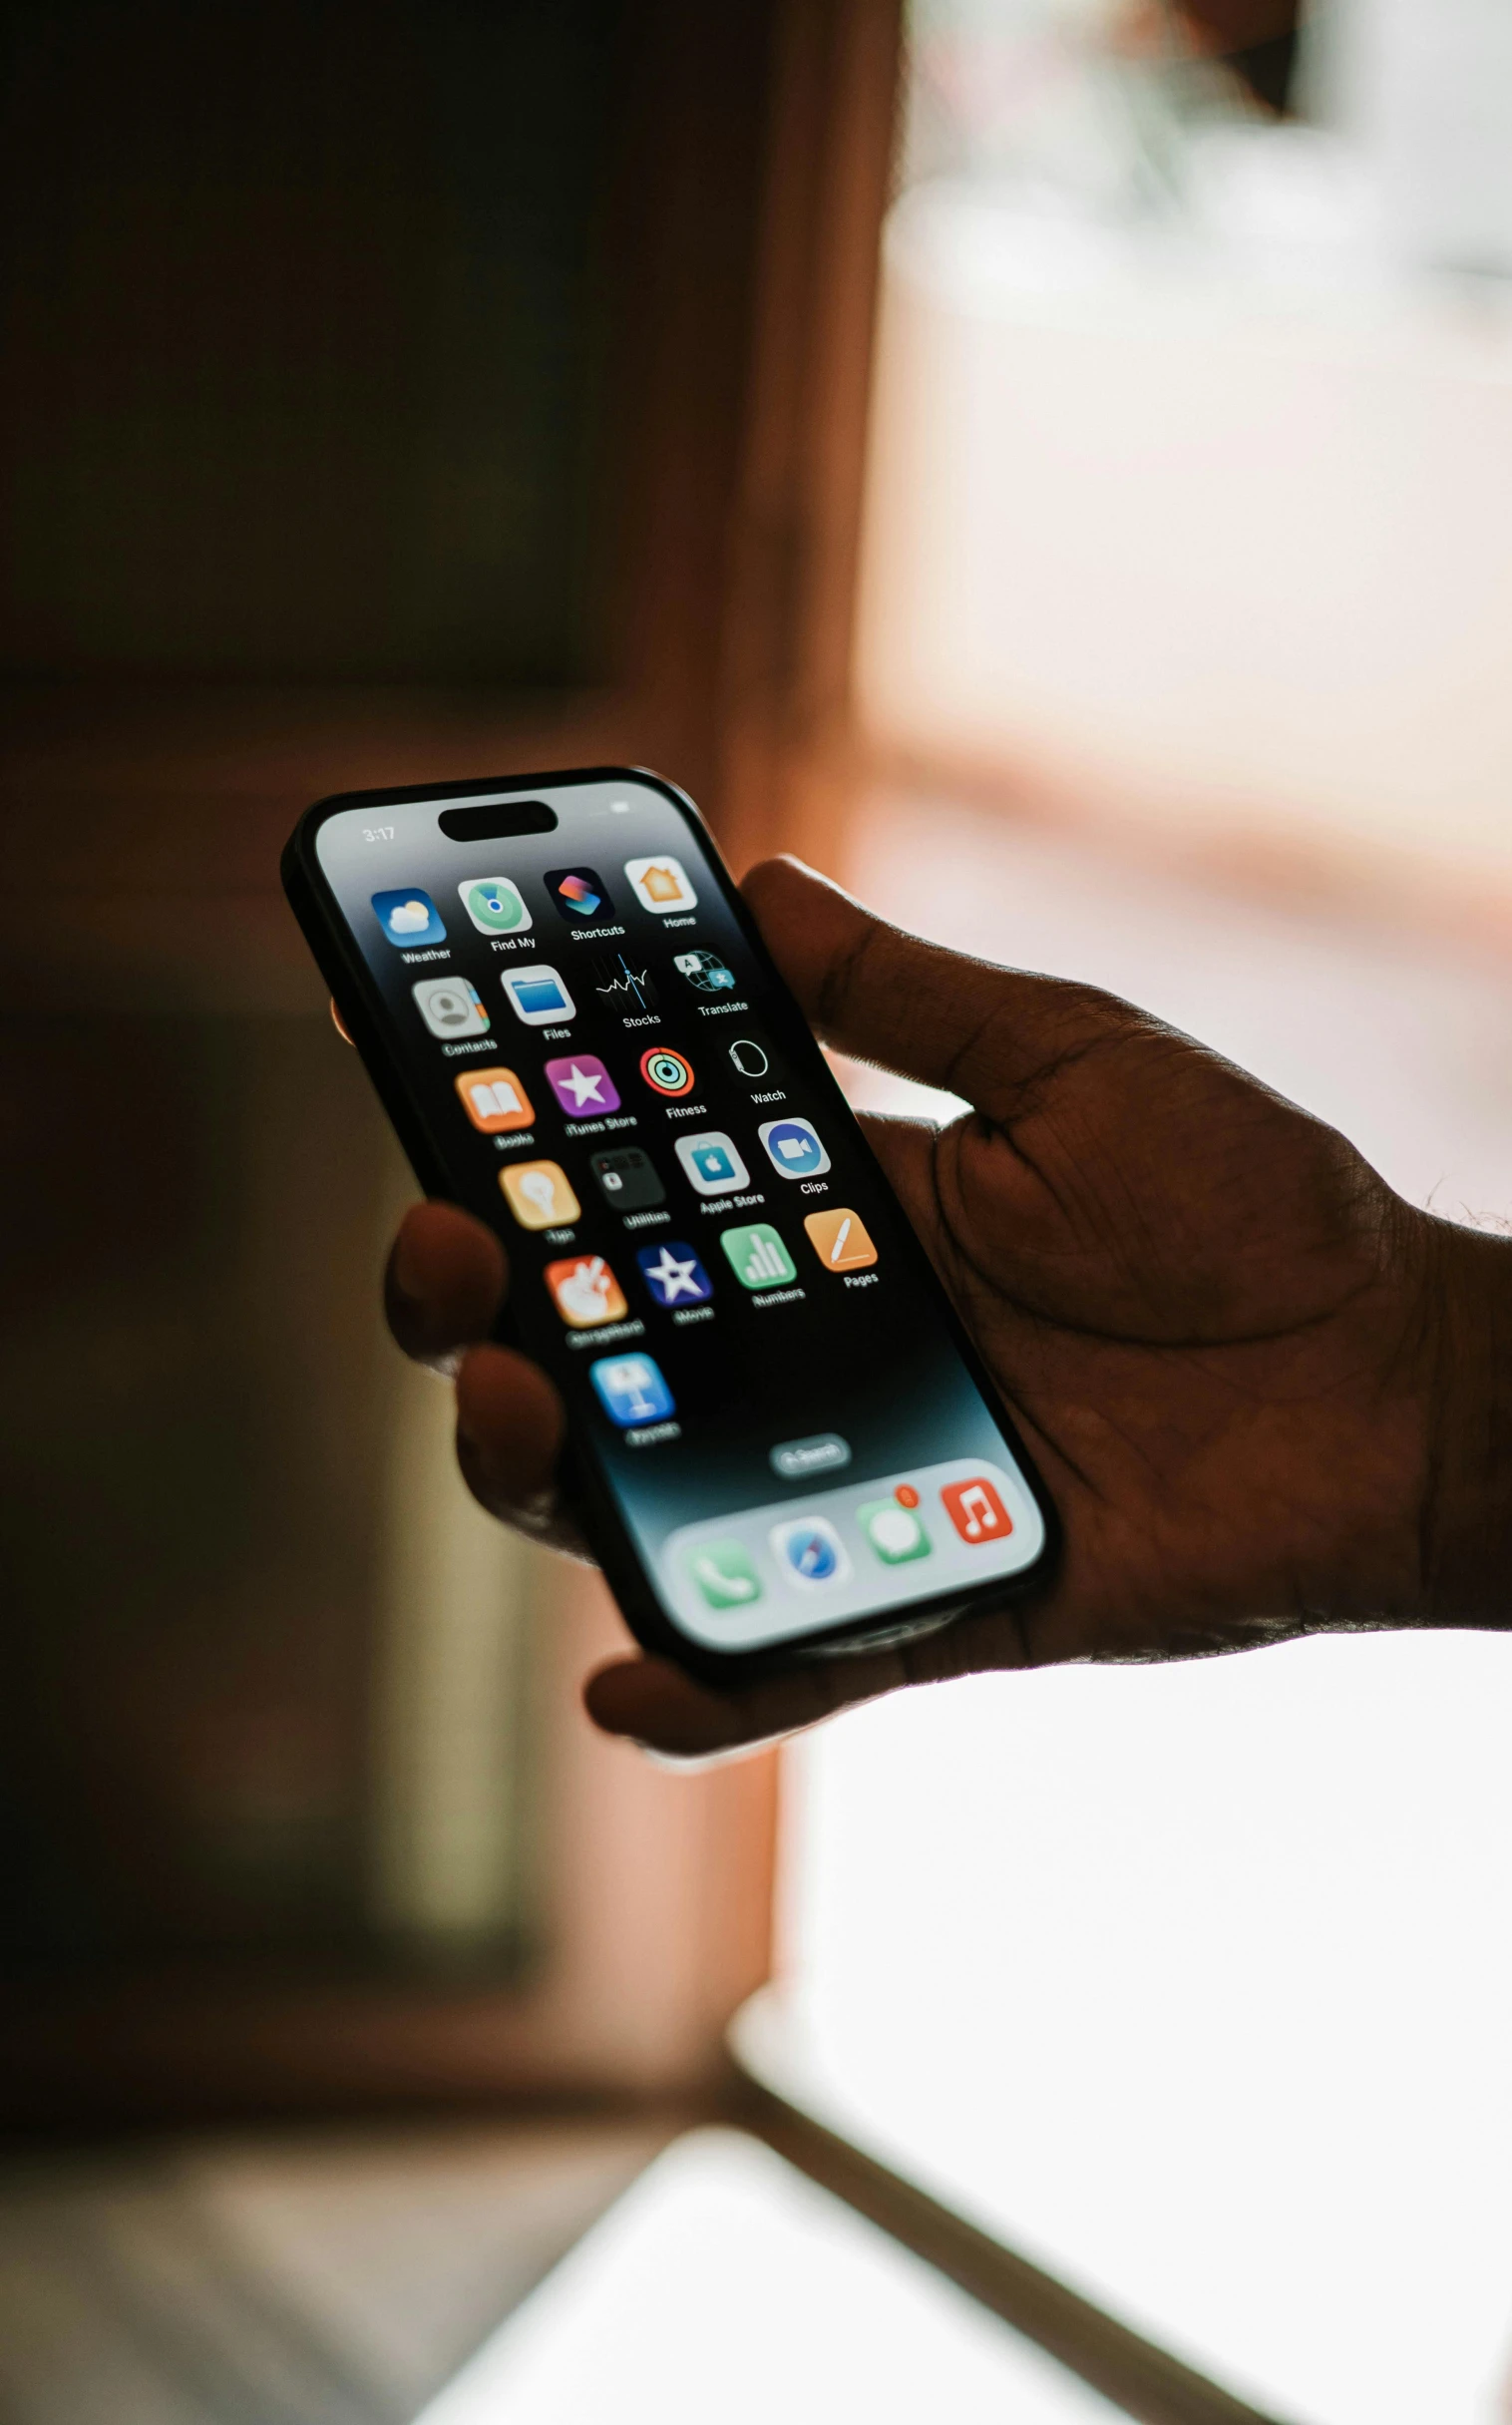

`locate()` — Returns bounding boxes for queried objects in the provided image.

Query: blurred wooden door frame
[0,0,901,2126]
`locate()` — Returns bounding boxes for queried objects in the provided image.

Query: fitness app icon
[458,876,532,936]
[640,1045,696,1098]
[373,888,445,947]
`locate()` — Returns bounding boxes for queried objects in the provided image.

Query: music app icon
[941,1475,1012,1546]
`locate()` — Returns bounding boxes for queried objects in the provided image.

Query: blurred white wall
[855,176,1512,879]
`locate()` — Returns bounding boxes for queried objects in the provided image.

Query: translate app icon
[373,888,446,946]
[636,1241,713,1308]
[590,1354,675,1428]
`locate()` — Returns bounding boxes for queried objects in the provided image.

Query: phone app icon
[760,1117,830,1181]
[675,1131,749,1195]
[640,1045,696,1098]
[501,965,575,1025]
[803,1206,878,1273]
[728,1035,772,1081]
[942,1475,1013,1545]
[458,876,532,937]
[373,888,446,947]
[413,976,490,1038]
[769,1517,851,1590]
[673,949,737,998]
[544,1253,628,1329]
[500,1159,580,1230]
[590,953,658,1014]
[545,1054,620,1115]
[858,1493,933,1565]
[546,866,613,921]
[624,855,697,915]
[636,1241,713,1308]
[686,1541,762,1610]
[455,1066,535,1132]
[721,1222,796,1290]
[590,1353,675,1428]
[590,1145,665,1211]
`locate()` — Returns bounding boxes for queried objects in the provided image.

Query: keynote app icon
[373,888,446,946]
[590,1354,675,1428]
[546,866,612,921]
[544,1054,620,1116]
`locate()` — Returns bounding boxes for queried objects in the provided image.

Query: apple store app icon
[373,888,446,947]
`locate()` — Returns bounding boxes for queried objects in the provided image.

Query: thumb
[740,856,1119,1109]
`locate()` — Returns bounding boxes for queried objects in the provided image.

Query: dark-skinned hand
[384,856,1512,1759]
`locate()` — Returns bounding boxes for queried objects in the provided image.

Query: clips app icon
[759,1117,830,1180]
[546,866,612,921]
[373,889,445,946]
[458,877,531,936]
[413,977,489,1038]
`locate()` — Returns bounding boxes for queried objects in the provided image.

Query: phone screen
[309,773,1047,1658]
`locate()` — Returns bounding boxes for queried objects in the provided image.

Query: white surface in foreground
[415,2130,1116,2425]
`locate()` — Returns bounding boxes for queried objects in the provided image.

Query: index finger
[741,855,1127,1110]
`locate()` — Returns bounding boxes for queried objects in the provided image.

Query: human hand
[385,856,1511,1757]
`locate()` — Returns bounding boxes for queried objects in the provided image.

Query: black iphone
[282,767,1055,1681]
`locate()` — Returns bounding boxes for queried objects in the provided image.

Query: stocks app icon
[589,952,658,1015]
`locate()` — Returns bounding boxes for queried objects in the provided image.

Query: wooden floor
[0,2117,670,2425]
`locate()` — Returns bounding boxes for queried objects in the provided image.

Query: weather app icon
[373,888,446,947]
[636,1241,714,1308]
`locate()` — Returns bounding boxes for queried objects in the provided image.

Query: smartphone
[282,768,1055,1680]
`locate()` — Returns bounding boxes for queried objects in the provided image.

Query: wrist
[1419,1218,1512,1625]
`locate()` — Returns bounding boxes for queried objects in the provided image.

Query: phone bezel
[281,764,1059,1683]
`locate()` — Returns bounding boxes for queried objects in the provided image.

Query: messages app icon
[373,888,446,946]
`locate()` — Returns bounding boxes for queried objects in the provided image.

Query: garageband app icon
[759,1117,830,1180]
[455,1066,534,1132]
[624,855,697,915]
[636,1241,713,1308]
[546,866,613,921]
[545,1054,620,1116]
[590,1146,664,1211]
[373,888,446,947]
[640,1045,695,1098]
[544,1252,628,1329]
[458,876,532,936]
[501,965,575,1025]
[589,952,658,1015]
[941,1475,1013,1545]
[413,976,490,1038]
[673,949,737,997]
